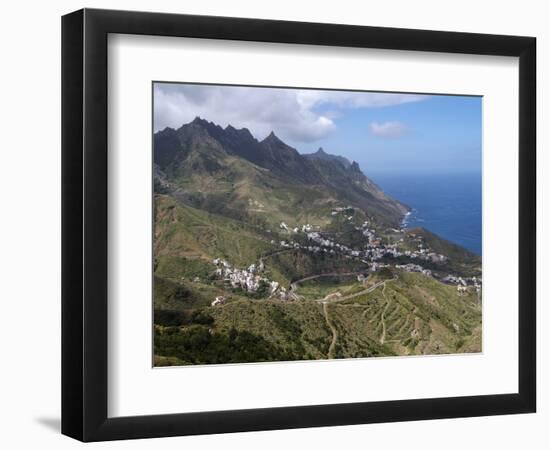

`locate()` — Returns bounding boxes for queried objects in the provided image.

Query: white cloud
[296,91,426,109]
[154,84,335,142]
[154,84,425,143]
[369,121,408,137]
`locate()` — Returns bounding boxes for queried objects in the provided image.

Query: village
[209,205,481,306]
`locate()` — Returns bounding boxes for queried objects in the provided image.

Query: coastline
[371,172,482,255]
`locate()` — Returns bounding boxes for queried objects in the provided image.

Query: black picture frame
[61,8,536,442]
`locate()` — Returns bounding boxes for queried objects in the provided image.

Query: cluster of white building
[368,262,391,272]
[395,263,432,277]
[306,232,337,249]
[212,258,280,300]
[208,206,480,305]
[279,240,301,250]
[442,274,482,294]
[280,222,315,234]
[211,296,226,307]
[274,215,447,271]
[443,274,465,285]
[331,206,354,216]
[275,208,448,269]
[403,248,448,263]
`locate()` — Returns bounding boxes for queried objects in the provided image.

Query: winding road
[288,271,367,301]
[319,275,398,359]
[314,279,387,303]
[323,302,338,359]
[379,282,390,344]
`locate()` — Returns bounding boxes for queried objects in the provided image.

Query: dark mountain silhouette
[153,117,408,227]
[304,147,352,169]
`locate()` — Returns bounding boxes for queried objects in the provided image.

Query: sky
[154,83,482,175]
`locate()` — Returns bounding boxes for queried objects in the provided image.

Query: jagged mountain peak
[188,116,223,133]
[153,117,408,225]
[262,130,284,144]
[224,124,255,140]
[187,118,258,144]
[191,116,210,125]
[305,146,352,170]
[156,126,176,136]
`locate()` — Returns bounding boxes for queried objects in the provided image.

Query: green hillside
[152,118,482,366]
[155,194,272,269]
[154,272,481,365]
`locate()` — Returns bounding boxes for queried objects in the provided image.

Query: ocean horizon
[370,172,482,255]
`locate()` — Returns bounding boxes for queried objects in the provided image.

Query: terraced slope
[154,272,481,365]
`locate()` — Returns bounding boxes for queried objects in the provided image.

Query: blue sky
[154,83,482,176]
[302,94,482,175]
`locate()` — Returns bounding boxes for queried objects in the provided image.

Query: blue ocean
[371,172,482,255]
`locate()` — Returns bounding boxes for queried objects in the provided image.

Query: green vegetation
[209,301,331,360]
[377,266,395,280]
[155,255,214,281]
[339,272,481,355]
[405,228,481,278]
[154,325,290,365]
[154,272,481,364]
[155,195,272,269]
[294,276,363,301]
[154,308,214,327]
[263,250,365,287]
[152,118,482,366]
[154,276,221,310]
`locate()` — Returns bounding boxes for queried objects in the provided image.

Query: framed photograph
[61,8,536,442]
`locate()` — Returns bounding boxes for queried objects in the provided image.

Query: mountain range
[304,147,352,169]
[154,117,408,230]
